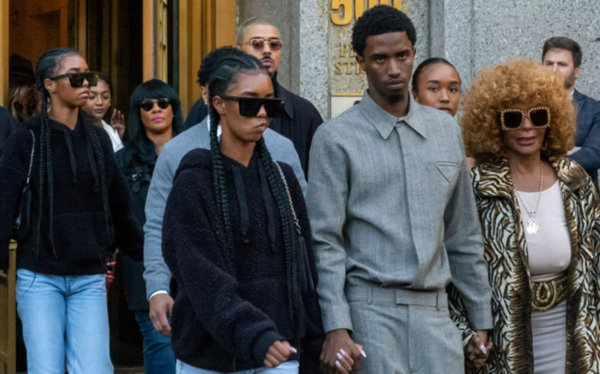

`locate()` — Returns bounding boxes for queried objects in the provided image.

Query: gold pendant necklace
[515,160,544,235]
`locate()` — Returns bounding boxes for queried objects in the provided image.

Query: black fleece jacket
[162,148,323,373]
[0,115,143,275]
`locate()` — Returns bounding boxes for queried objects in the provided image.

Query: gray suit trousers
[347,286,465,374]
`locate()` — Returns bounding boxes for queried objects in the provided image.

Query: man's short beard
[385,91,405,105]
[564,72,577,90]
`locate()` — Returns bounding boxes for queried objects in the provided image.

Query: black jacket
[162,148,323,372]
[0,106,18,157]
[269,77,323,176]
[0,115,143,275]
[183,98,209,130]
[115,147,153,311]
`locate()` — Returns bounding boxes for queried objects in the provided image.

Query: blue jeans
[135,311,176,374]
[16,269,113,374]
[176,360,299,374]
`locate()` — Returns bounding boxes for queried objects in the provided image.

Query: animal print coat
[449,157,600,373]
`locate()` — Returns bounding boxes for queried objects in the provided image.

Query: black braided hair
[35,48,112,259]
[207,53,301,323]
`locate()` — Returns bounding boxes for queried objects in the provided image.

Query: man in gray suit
[307,6,493,373]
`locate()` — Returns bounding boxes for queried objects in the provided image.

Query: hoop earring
[541,139,548,151]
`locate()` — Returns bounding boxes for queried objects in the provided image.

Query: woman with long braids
[0,48,143,373]
[161,54,324,373]
[115,79,185,374]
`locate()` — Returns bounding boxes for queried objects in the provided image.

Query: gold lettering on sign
[334,44,366,75]
[339,44,351,57]
[331,0,402,25]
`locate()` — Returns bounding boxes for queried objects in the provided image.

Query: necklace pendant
[526,218,539,235]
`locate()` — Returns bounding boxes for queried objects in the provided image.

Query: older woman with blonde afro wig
[462,59,575,163]
[449,59,600,374]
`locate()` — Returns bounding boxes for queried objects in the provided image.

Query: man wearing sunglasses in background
[238,17,323,176]
[143,47,306,349]
[542,36,600,189]
[185,17,323,177]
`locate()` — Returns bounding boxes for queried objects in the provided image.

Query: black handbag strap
[25,130,35,185]
[273,162,302,235]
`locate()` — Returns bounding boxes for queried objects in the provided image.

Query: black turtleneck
[0,115,143,275]
[183,74,323,176]
[162,147,323,373]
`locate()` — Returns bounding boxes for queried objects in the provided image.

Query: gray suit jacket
[307,92,492,333]
[143,117,306,299]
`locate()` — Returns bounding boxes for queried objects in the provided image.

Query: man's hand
[321,329,364,374]
[465,330,492,371]
[263,341,296,368]
[149,293,174,336]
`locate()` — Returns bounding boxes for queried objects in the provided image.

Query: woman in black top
[115,79,184,374]
[0,48,143,373]
[162,54,324,373]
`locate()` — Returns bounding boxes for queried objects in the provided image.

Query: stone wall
[469,0,600,100]
[242,0,600,119]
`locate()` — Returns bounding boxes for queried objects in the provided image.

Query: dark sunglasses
[221,96,286,118]
[244,38,284,52]
[498,107,551,130]
[140,99,172,112]
[49,72,99,88]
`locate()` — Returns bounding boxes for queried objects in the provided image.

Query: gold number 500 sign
[331,0,402,25]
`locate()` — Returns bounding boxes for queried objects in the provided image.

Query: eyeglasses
[49,72,99,88]
[244,38,284,52]
[498,107,551,130]
[220,96,286,118]
[140,99,172,112]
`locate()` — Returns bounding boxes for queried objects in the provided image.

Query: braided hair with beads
[35,48,113,259]
[207,54,302,324]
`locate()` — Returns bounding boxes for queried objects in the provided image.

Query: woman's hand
[263,341,297,368]
[333,346,363,374]
[110,109,126,139]
[465,330,492,371]
[321,329,364,374]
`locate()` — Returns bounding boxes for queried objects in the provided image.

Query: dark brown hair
[542,36,582,67]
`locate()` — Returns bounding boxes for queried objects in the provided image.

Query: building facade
[2,0,598,119]
[0,0,598,371]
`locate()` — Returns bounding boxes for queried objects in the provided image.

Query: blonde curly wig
[462,59,575,164]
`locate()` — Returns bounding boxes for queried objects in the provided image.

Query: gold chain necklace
[515,161,544,235]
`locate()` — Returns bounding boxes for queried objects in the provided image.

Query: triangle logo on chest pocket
[436,162,458,183]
